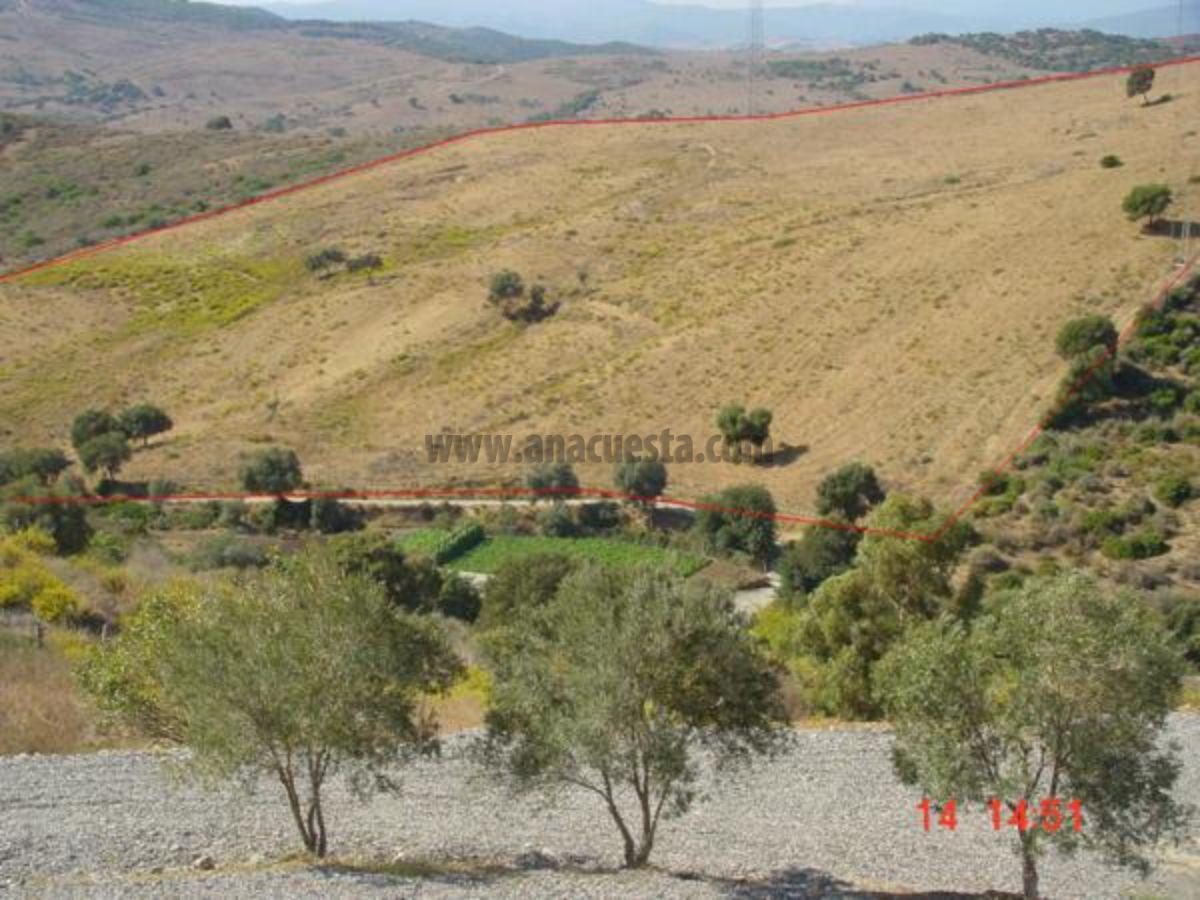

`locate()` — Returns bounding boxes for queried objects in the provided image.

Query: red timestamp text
[917,798,1084,833]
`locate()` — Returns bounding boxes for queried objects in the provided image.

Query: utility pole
[747,0,765,115]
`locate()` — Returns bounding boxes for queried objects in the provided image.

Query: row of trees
[78,544,1191,896]
[70,404,174,481]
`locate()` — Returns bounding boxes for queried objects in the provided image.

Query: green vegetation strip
[399,530,707,577]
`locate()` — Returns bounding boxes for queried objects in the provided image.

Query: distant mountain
[1084,5,1200,39]
[260,0,975,48]
[257,0,1168,47]
[0,0,649,62]
[15,0,286,29]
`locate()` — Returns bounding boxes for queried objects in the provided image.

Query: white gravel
[2,717,1198,898]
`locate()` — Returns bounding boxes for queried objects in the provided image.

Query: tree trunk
[1021,838,1039,900]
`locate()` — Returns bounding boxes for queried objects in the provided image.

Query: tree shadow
[1141,219,1199,238]
[1144,93,1176,107]
[756,442,809,468]
[685,864,1022,898]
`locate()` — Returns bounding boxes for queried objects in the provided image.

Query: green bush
[434,522,486,565]
[1101,530,1169,560]
[778,526,860,601]
[437,574,482,623]
[1153,473,1193,509]
[1100,155,1123,169]
[1055,315,1118,359]
[189,534,268,571]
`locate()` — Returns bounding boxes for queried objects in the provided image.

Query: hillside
[2,63,1196,513]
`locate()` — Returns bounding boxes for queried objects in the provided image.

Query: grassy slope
[1,65,1197,513]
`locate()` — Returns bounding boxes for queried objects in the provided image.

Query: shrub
[488,269,524,302]
[1153,473,1193,509]
[346,253,383,273]
[1,478,91,554]
[0,448,70,486]
[536,502,578,537]
[613,458,668,506]
[1122,183,1173,227]
[479,552,576,629]
[437,574,482,622]
[433,521,486,565]
[1101,530,1169,560]
[205,115,233,130]
[77,432,131,480]
[815,463,886,521]
[778,525,860,600]
[189,534,268,571]
[1055,315,1117,359]
[117,404,173,446]
[695,484,777,567]
[309,494,364,534]
[305,247,346,272]
[1100,155,1123,169]
[71,409,121,452]
[240,448,302,494]
[577,501,621,532]
[526,462,579,500]
[325,532,442,613]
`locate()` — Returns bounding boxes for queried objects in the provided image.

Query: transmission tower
[746,0,765,115]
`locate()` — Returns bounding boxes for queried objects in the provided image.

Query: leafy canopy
[483,564,785,867]
[79,553,463,857]
[878,573,1191,898]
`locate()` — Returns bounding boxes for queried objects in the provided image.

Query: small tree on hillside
[715,405,774,460]
[482,564,785,868]
[1126,65,1155,106]
[878,573,1192,900]
[1055,315,1118,359]
[70,409,121,453]
[695,484,777,568]
[240,447,302,495]
[815,463,886,521]
[525,462,579,501]
[118,404,173,447]
[488,269,524,302]
[79,553,463,857]
[0,448,70,486]
[77,432,131,481]
[613,458,668,507]
[1123,183,1173,229]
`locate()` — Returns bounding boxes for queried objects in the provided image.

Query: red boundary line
[1,52,1198,285]
[3,55,1199,541]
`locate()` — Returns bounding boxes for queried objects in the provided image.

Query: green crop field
[398,529,708,576]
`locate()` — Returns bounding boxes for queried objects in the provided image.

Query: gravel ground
[2,717,1198,899]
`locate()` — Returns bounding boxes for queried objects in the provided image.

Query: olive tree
[1126,65,1155,106]
[482,564,785,868]
[815,462,885,521]
[694,484,778,568]
[118,404,173,447]
[77,432,131,481]
[1123,183,1173,228]
[525,462,579,501]
[1054,315,1118,360]
[79,553,463,857]
[878,573,1191,900]
[240,447,302,495]
[70,409,121,453]
[613,458,667,507]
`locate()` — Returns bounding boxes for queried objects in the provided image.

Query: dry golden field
[2,63,1197,513]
